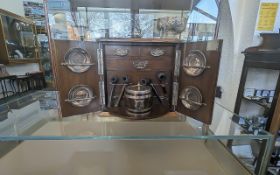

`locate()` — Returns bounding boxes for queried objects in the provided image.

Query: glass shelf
[0,92,272,141]
[0,91,274,175]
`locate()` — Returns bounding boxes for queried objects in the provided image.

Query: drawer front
[140,46,174,57]
[105,58,173,71]
[105,45,140,57]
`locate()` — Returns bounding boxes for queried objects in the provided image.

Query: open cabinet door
[53,40,102,117]
[176,40,223,124]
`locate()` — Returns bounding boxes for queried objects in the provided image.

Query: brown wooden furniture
[52,38,222,125]
[233,33,280,173]
[234,33,280,131]
[99,39,178,119]
[0,9,40,65]
[270,96,280,135]
[177,40,222,124]
[52,40,100,117]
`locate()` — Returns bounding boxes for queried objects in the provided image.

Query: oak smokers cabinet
[53,39,222,125]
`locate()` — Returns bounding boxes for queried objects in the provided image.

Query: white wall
[216,0,280,118]
[216,0,261,111]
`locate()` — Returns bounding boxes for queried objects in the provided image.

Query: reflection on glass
[1,16,36,59]
[139,9,189,39]
[47,0,219,41]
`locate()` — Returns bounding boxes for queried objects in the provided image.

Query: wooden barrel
[125,84,152,116]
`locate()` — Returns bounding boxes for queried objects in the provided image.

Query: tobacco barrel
[125,84,152,116]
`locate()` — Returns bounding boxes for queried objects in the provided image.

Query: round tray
[183,50,207,77]
[125,84,152,96]
[67,85,94,107]
[64,48,92,73]
[180,86,203,110]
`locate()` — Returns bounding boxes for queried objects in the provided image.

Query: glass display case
[0,91,274,175]
[26,1,273,175]
[0,9,39,64]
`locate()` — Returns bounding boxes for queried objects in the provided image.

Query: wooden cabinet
[52,38,222,125]
[233,33,280,173]
[52,40,100,117]
[234,33,280,131]
[100,39,177,119]
[0,9,40,64]
[177,40,222,124]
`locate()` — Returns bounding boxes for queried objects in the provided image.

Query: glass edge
[0,134,273,142]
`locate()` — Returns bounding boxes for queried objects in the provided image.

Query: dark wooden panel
[103,40,175,106]
[105,58,172,71]
[102,40,176,118]
[104,45,140,57]
[176,40,223,124]
[106,70,172,102]
[53,40,100,117]
[105,70,173,115]
[105,55,173,61]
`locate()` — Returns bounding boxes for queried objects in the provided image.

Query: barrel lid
[125,84,151,94]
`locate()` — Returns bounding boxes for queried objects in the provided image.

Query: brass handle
[61,63,95,66]
[114,48,129,56]
[183,64,211,69]
[150,48,165,57]
[65,96,96,103]
[180,97,207,106]
[133,60,148,70]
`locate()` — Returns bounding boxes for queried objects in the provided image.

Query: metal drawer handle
[150,48,165,57]
[114,48,129,56]
[133,60,148,70]
[65,96,96,103]
[180,97,207,106]
[183,64,211,69]
[61,63,95,66]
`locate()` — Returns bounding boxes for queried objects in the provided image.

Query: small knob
[140,78,151,86]
[111,77,119,84]
[157,72,167,82]
[122,76,129,83]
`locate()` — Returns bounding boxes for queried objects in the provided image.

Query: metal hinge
[99,80,106,106]
[174,50,181,77]
[172,82,179,107]
[97,48,104,75]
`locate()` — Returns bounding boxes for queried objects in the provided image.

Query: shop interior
[0,0,280,175]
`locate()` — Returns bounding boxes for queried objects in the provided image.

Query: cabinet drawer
[106,59,172,71]
[104,45,140,57]
[140,46,174,57]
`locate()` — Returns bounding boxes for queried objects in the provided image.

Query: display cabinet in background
[234,33,280,132]
[0,9,40,64]
[234,33,280,174]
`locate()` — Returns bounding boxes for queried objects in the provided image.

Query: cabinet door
[53,40,102,117]
[176,40,222,124]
